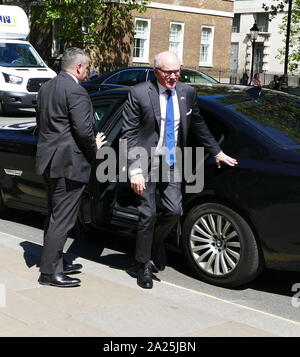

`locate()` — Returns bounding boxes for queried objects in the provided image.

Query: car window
[146,68,218,84]
[147,69,156,81]
[93,75,110,85]
[94,104,111,123]
[93,99,123,131]
[119,69,147,86]
[105,69,147,86]
[180,69,218,84]
[104,72,120,85]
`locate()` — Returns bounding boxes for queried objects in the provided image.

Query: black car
[81,66,219,93]
[1,84,300,288]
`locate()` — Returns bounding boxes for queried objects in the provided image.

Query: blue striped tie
[165,89,176,166]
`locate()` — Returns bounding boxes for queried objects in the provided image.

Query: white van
[0,5,56,114]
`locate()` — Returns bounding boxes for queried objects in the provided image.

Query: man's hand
[215,151,238,168]
[130,173,146,195]
[96,132,107,149]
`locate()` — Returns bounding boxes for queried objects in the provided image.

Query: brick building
[131,0,234,81]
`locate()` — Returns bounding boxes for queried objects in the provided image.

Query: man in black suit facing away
[36,48,106,287]
[122,51,237,289]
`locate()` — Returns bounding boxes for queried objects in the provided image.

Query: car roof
[84,66,219,85]
[90,87,129,100]
[90,83,300,107]
[85,67,153,84]
[89,84,254,103]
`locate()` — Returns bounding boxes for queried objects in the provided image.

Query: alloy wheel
[190,213,241,276]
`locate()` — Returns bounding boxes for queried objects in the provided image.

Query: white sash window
[199,25,214,67]
[133,18,151,63]
[169,22,184,63]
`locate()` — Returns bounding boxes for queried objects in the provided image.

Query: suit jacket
[35,71,97,184]
[121,80,221,174]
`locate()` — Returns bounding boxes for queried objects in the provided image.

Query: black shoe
[38,273,81,287]
[137,261,153,289]
[152,242,167,271]
[63,263,83,274]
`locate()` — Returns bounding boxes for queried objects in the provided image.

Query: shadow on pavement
[19,241,42,269]
[9,206,136,272]
[18,233,136,275]
[67,230,136,271]
[16,230,300,298]
[4,208,300,297]
[248,269,300,297]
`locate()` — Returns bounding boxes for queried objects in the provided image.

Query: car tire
[182,203,262,288]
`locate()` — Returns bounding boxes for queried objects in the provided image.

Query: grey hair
[154,51,181,68]
[61,48,89,70]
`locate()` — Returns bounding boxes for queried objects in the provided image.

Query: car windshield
[180,69,218,84]
[0,43,45,68]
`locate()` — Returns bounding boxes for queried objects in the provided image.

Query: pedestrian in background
[250,72,261,87]
[240,72,249,85]
[269,75,280,90]
[36,48,106,288]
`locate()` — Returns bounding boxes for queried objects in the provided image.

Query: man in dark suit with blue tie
[36,48,106,287]
[122,51,237,289]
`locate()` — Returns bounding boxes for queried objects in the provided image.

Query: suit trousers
[135,163,182,264]
[39,169,86,274]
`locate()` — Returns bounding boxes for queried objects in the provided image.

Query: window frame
[253,42,264,74]
[232,14,240,33]
[133,17,151,63]
[92,97,125,132]
[168,21,185,63]
[255,12,269,33]
[103,68,147,87]
[199,25,214,67]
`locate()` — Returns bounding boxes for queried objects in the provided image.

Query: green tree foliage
[34,0,149,71]
[263,0,300,73]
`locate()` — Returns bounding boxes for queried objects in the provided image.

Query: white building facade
[231,0,286,84]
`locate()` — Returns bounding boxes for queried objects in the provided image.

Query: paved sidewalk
[0,232,300,337]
